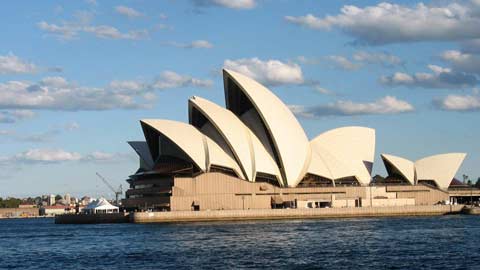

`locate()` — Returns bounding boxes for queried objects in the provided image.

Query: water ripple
[0,216,478,269]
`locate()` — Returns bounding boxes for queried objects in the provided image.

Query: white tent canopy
[82,198,119,214]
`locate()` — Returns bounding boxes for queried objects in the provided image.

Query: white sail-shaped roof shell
[249,134,283,184]
[307,150,334,180]
[415,153,466,190]
[189,96,281,183]
[381,154,415,185]
[310,144,355,182]
[310,126,375,186]
[128,141,154,170]
[140,119,243,178]
[223,69,311,187]
[205,137,244,178]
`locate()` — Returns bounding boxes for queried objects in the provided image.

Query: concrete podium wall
[132,205,464,223]
[170,173,450,211]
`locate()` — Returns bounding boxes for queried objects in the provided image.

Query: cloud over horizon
[223,58,304,86]
[0,53,38,74]
[192,0,256,9]
[0,71,212,111]
[441,50,480,75]
[434,94,480,111]
[161,40,214,49]
[290,96,414,118]
[37,10,149,41]
[0,149,133,165]
[285,2,480,45]
[115,6,143,18]
[380,65,478,89]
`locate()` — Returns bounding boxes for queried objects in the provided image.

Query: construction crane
[95,172,122,206]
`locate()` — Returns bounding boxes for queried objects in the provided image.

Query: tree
[476,178,480,189]
[0,197,22,208]
[55,194,63,201]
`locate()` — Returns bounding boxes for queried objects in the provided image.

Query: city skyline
[1,0,480,197]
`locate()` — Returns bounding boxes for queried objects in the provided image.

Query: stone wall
[0,208,38,218]
[169,173,448,211]
[133,205,464,223]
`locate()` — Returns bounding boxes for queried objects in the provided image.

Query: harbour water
[1,216,479,269]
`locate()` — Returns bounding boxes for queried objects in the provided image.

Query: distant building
[48,194,55,206]
[80,196,93,206]
[18,203,36,208]
[40,205,72,217]
[64,194,71,206]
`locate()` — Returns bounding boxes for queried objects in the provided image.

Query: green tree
[0,197,22,208]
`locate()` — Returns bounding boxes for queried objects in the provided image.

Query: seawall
[132,205,464,223]
[0,208,38,218]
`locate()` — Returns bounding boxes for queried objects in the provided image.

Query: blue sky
[1,0,479,198]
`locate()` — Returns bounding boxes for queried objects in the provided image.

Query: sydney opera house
[123,69,467,211]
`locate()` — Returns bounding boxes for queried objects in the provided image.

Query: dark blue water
[0,216,479,269]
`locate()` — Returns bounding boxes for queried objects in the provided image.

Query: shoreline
[0,216,52,220]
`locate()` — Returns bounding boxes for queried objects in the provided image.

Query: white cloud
[353,51,403,67]
[115,6,143,18]
[14,149,82,163]
[441,50,480,75]
[326,55,362,70]
[0,110,35,123]
[434,94,480,111]
[152,71,213,89]
[291,96,414,118]
[193,0,256,9]
[38,16,148,41]
[381,64,478,89]
[295,56,321,65]
[109,80,144,92]
[37,21,79,40]
[285,2,480,45]
[83,25,148,40]
[83,151,114,161]
[0,78,146,111]
[299,52,402,70]
[162,40,213,49]
[0,72,211,111]
[0,53,37,74]
[313,86,334,95]
[0,149,130,165]
[223,57,304,86]
[65,122,80,131]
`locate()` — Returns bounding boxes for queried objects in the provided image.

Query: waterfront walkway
[132,205,464,223]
